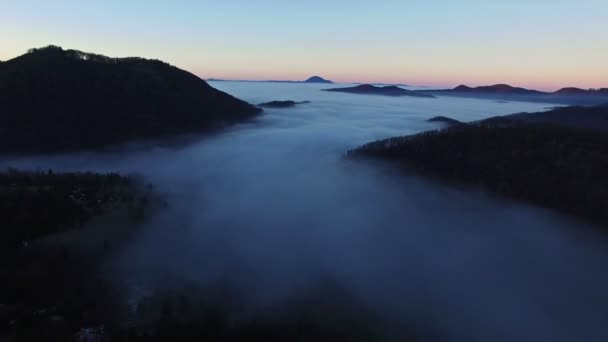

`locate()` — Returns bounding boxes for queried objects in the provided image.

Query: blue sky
[2,0,607,90]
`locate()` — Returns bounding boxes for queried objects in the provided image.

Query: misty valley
[1,47,608,341]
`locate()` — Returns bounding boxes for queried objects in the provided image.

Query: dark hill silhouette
[349,104,608,227]
[427,105,608,132]
[0,46,262,154]
[487,105,608,131]
[423,105,608,132]
[451,84,545,95]
[323,84,435,98]
[427,116,465,126]
[554,87,608,96]
[418,84,608,105]
[304,76,333,83]
[258,100,311,108]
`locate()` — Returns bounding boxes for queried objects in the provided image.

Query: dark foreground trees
[0,169,149,247]
[0,169,154,341]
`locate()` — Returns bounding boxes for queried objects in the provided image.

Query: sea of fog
[3,82,608,340]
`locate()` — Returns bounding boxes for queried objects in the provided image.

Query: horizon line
[202,75,607,93]
[2,46,604,93]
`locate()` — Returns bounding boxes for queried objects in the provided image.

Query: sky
[1,0,607,90]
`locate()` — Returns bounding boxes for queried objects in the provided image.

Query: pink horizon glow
[197,70,606,93]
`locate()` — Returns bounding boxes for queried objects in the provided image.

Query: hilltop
[323,84,435,98]
[304,76,333,83]
[449,84,545,95]
[417,84,608,105]
[0,46,262,154]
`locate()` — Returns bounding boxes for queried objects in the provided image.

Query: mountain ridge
[323,84,435,98]
[417,84,608,105]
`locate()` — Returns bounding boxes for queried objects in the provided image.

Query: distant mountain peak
[450,83,541,95]
[304,76,333,83]
[554,87,587,95]
[356,84,376,90]
[489,84,515,89]
[421,83,608,105]
[454,85,472,91]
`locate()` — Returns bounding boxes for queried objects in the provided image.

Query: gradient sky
[2,0,607,90]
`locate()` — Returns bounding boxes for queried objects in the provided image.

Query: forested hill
[0,46,262,154]
[349,105,608,227]
[488,104,608,131]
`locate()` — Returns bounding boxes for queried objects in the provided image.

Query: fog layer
[4,82,608,340]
